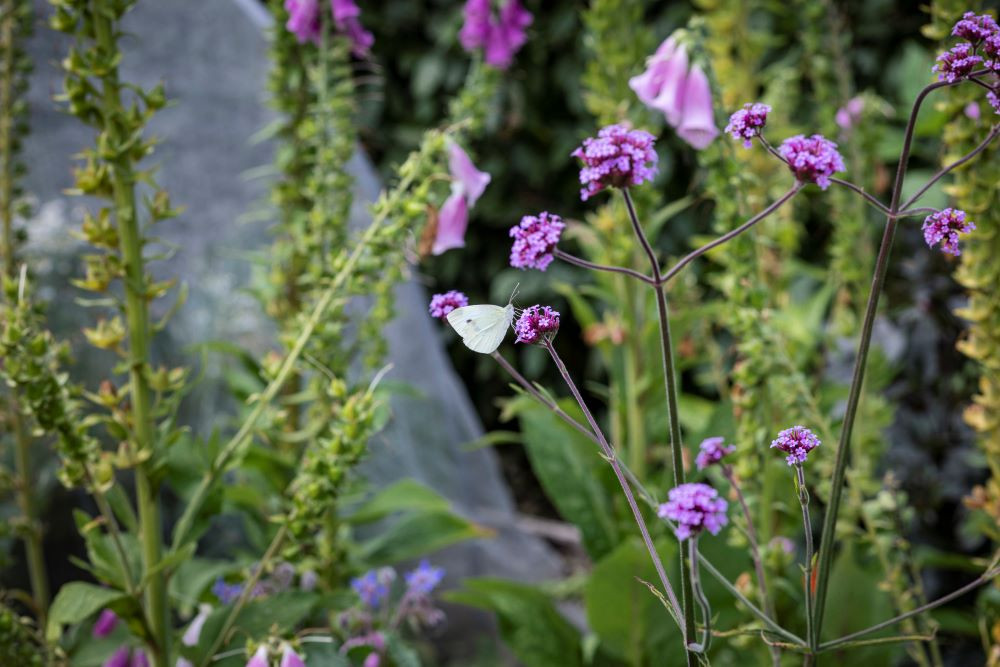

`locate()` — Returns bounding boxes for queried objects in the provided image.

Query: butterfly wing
[446,304,513,354]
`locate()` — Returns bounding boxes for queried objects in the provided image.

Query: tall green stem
[1,0,48,626]
[796,464,814,657]
[92,8,167,664]
[810,77,959,649]
[621,188,695,657]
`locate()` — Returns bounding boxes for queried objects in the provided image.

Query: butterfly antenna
[509,282,520,305]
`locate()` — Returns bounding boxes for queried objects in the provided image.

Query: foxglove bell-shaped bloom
[676,64,719,149]
[497,0,532,53]
[459,0,491,50]
[280,645,306,667]
[460,0,532,69]
[629,38,690,127]
[182,604,212,647]
[285,0,321,43]
[448,141,491,207]
[433,189,469,255]
[246,647,269,667]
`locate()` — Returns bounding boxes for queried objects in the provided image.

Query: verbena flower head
[657,483,728,541]
[922,208,975,256]
[778,134,845,190]
[514,305,560,344]
[405,560,445,594]
[93,609,118,638]
[725,102,771,148]
[770,425,821,465]
[429,291,469,319]
[933,42,983,82]
[951,11,998,43]
[985,33,1000,72]
[509,211,565,270]
[351,570,389,608]
[695,436,736,470]
[989,90,1000,115]
[572,124,658,201]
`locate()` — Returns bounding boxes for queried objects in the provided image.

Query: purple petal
[246,647,269,667]
[432,189,469,255]
[448,142,491,207]
[93,609,119,638]
[675,64,718,150]
[280,645,307,667]
[103,647,131,667]
[649,43,689,126]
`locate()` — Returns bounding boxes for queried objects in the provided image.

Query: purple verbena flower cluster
[695,436,736,470]
[934,42,983,82]
[988,90,1000,115]
[922,208,976,256]
[509,211,565,270]
[514,305,560,345]
[934,12,1000,80]
[657,483,728,541]
[429,290,469,319]
[284,0,373,56]
[459,0,533,70]
[770,426,821,466]
[571,124,658,201]
[778,134,845,190]
[725,103,771,148]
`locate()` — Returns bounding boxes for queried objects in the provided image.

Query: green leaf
[301,641,351,666]
[511,395,619,559]
[385,633,423,667]
[584,537,681,664]
[47,583,127,641]
[357,511,489,566]
[821,547,899,664]
[168,557,239,617]
[445,579,583,667]
[348,478,451,524]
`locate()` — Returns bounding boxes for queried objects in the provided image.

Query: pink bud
[93,609,119,638]
[675,65,719,150]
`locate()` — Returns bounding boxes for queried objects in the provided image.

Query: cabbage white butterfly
[446,303,515,354]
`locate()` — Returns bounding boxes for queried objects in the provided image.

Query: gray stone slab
[22,0,559,606]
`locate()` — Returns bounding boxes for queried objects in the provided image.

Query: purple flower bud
[429,291,469,320]
[572,124,658,201]
[933,43,983,82]
[725,102,771,148]
[300,569,318,591]
[405,560,445,595]
[104,647,131,667]
[770,426,821,466]
[513,305,560,345]
[657,483,728,541]
[695,437,736,470]
[509,211,565,271]
[922,208,975,256]
[778,134,845,190]
[93,609,119,638]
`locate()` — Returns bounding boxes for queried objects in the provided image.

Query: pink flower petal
[246,647,269,667]
[675,64,719,150]
[649,43,689,127]
[447,142,491,207]
[432,190,469,255]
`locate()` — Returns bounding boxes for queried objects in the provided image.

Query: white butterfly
[446,302,515,354]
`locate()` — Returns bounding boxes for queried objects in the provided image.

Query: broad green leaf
[301,642,351,666]
[584,537,681,664]
[445,578,583,667]
[348,478,451,524]
[821,547,899,665]
[47,583,127,641]
[168,558,239,616]
[357,511,489,566]
[512,395,619,559]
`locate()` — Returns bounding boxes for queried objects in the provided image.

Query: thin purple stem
[819,564,1000,651]
[796,464,815,656]
[658,185,801,285]
[542,339,685,633]
[554,249,657,285]
[899,123,1000,211]
[621,188,696,656]
[811,74,975,649]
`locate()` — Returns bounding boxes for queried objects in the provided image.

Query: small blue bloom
[351,570,388,608]
[405,560,445,595]
[212,577,244,605]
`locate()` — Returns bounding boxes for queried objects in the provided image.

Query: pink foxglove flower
[460,0,532,70]
[280,645,306,667]
[460,0,491,50]
[93,609,119,638]
[285,0,321,43]
[363,654,381,667]
[432,142,490,255]
[181,604,212,647]
[675,64,719,149]
[246,646,269,667]
[629,37,690,127]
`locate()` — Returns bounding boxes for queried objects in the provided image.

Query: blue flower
[405,561,445,595]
